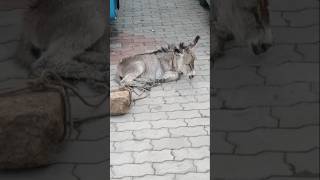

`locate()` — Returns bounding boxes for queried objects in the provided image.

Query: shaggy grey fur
[16,0,108,82]
[117,36,200,87]
[212,0,272,57]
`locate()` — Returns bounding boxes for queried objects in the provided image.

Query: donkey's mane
[144,42,188,55]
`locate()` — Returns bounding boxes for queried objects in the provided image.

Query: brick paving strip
[110,0,210,179]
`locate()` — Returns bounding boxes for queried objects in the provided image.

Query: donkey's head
[174,35,200,79]
[233,0,272,54]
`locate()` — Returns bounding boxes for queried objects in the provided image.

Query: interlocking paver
[169,126,207,137]
[112,163,154,178]
[173,147,209,160]
[175,172,210,180]
[189,136,210,147]
[133,128,170,140]
[110,152,134,165]
[213,153,292,179]
[152,137,191,150]
[133,150,173,163]
[153,160,196,175]
[228,126,319,154]
[133,174,175,180]
[194,158,210,172]
[287,148,319,174]
[114,139,152,152]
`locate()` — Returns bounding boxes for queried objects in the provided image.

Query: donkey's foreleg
[160,71,180,83]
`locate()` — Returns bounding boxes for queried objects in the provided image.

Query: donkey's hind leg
[119,61,145,86]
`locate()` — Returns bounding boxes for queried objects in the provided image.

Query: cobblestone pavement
[212,0,319,179]
[0,1,107,179]
[110,0,210,179]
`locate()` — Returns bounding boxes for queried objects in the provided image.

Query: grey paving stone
[111,131,134,142]
[114,139,152,152]
[133,174,175,180]
[229,126,319,154]
[176,172,210,180]
[218,83,317,108]
[77,118,108,140]
[0,165,76,180]
[133,112,168,121]
[0,41,18,61]
[0,9,25,26]
[189,136,210,147]
[194,158,210,172]
[268,177,319,180]
[272,103,319,127]
[270,12,288,26]
[112,163,154,178]
[74,161,108,180]
[297,43,319,62]
[273,26,319,43]
[0,60,28,80]
[283,9,319,26]
[116,121,151,131]
[133,149,173,163]
[152,137,191,150]
[269,0,319,11]
[133,128,170,140]
[214,108,277,131]
[51,139,107,163]
[110,152,133,165]
[153,160,196,175]
[70,95,108,119]
[212,132,234,153]
[214,45,303,70]
[167,110,202,119]
[213,153,291,179]
[151,119,187,128]
[287,149,319,174]
[213,67,264,88]
[0,25,21,43]
[172,146,209,160]
[260,63,319,85]
[169,126,207,137]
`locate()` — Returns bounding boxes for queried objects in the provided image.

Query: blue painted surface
[110,0,118,21]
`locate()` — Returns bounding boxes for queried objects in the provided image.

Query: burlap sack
[110,89,131,115]
[0,86,65,169]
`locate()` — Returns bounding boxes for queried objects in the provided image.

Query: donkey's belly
[140,58,164,81]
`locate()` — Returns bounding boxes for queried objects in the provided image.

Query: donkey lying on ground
[211,0,272,57]
[116,36,200,87]
[16,0,108,82]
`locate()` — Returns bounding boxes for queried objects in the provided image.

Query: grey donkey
[16,0,108,82]
[211,0,272,57]
[116,36,200,87]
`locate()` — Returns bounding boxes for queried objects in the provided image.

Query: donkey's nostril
[261,43,272,52]
[251,44,260,55]
[189,75,194,79]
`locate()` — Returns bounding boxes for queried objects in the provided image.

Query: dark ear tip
[194,35,200,43]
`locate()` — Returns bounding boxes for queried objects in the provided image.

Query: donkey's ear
[174,47,182,54]
[189,35,200,49]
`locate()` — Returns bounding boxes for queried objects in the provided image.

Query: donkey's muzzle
[251,43,272,55]
[189,75,194,79]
